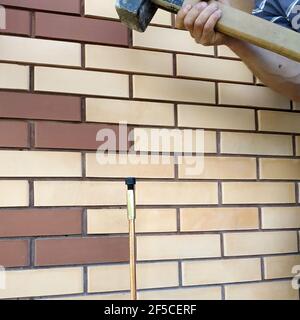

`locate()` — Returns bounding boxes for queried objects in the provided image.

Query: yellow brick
[180,207,259,232]
[217,45,239,58]
[0,180,28,207]
[0,268,83,299]
[225,281,299,300]
[177,55,253,82]
[88,262,178,292]
[221,132,293,156]
[133,26,214,55]
[260,158,300,179]
[223,231,298,256]
[136,181,218,205]
[133,128,216,153]
[0,35,80,66]
[293,101,300,110]
[258,110,300,133]
[87,208,177,234]
[222,182,295,204]
[85,0,172,25]
[264,254,300,279]
[34,67,128,97]
[178,156,257,179]
[219,83,290,109]
[50,292,130,300]
[182,258,261,286]
[0,63,29,89]
[139,287,222,300]
[133,75,215,103]
[178,105,255,130]
[86,153,174,178]
[34,181,125,206]
[262,207,300,229]
[0,151,81,177]
[86,98,174,126]
[85,45,173,75]
[137,234,221,260]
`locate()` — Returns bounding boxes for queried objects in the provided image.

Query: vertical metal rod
[125,177,137,300]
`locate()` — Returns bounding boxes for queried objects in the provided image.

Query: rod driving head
[115,0,158,32]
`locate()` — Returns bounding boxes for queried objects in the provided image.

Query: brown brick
[1,9,30,36]
[0,240,29,267]
[0,120,28,148]
[0,0,81,14]
[35,13,128,45]
[34,122,130,151]
[35,237,129,266]
[0,209,82,237]
[0,92,81,121]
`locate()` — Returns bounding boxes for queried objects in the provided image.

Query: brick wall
[0,0,299,300]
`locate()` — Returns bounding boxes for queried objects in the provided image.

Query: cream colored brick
[0,180,28,207]
[217,45,239,58]
[50,292,130,300]
[177,55,252,82]
[219,83,290,109]
[137,234,221,260]
[297,137,300,156]
[221,132,293,156]
[262,207,300,229]
[0,63,29,89]
[180,207,259,232]
[264,254,300,279]
[0,151,81,177]
[88,262,178,292]
[133,26,214,55]
[34,67,128,97]
[223,231,298,256]
[139,287,222,300]
[260,158,300,179]
[258,110,300,133]
[0,267,83,299]
[0,35,80,66]
[86,153,174,178]
[182,258,261,286]
[34,181,125,206]
[87,208,177,234]
[178,156,257,179]
[136,181,218,205]
[86,98,174,126]
[133,128,217,153]
[85,45,173,75]
[85,0,172,25]
[222,182,295,204]
[178,105,255,130]
[133,75,215,103]
[225,281,299,300]
[293,101,300,110]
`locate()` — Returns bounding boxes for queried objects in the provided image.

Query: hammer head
[115,0,158,32]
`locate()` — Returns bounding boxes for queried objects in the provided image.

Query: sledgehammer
[115,0,300,63]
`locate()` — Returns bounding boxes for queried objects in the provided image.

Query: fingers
[184,2,208,34]
[195,8,222,45]
[175,4,192,29]
[176,1,224,46]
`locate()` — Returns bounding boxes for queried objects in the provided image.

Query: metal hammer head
[115,0,158,32]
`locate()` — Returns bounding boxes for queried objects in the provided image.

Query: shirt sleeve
[252,0,295,30]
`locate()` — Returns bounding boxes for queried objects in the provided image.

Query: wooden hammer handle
[152,0,300,62]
